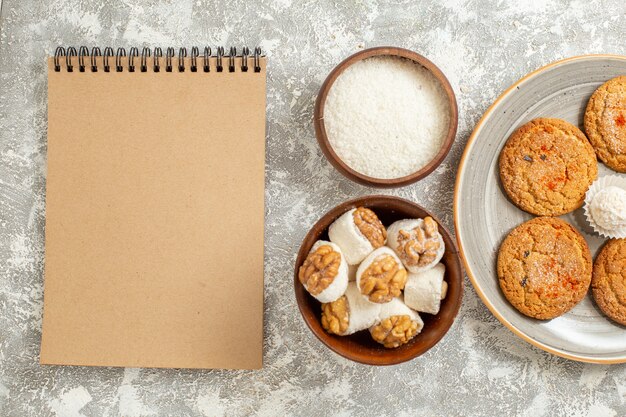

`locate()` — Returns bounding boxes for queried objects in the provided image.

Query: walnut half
[353,207,387,248]
[370,315,419,348]
[397,217,442,268]
[299,245,340,296]
[359,255,407,303]
[321,295,349,335]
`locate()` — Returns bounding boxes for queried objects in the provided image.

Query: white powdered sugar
[324,56,451,179]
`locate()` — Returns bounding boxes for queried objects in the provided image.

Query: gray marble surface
[1,0,626,416]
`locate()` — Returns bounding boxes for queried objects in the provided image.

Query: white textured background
[1,0,626,416]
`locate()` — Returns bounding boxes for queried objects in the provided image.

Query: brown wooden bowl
[314,46,458,188]
[294,195,463,365]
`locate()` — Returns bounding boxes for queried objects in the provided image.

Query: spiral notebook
[41,46,266,369]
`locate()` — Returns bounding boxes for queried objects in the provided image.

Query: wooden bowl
[294,195,463,365]
[314,47,458,188]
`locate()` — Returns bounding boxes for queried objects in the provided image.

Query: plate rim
[453,54,626,364]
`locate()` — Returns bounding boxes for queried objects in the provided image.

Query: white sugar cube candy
[404,263,446,315]
[341,282,382,335]
[377,297,424,332]
[387,218,445,273]
[356,247,405,301]
[328,208,375,265]
[302,240,349,303]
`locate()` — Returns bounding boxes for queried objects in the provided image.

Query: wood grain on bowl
[294,195,463,365]
[314,46,458,188]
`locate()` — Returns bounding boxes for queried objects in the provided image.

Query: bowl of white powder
[315,47,458,187]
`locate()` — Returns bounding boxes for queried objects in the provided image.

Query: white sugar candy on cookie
[356,247,407,304]
[321,282,382,336]
[328,207,387,265]
[298,240,349,303]
[404,263,447,315]
[387,217,445,273]
[369,297,424,348]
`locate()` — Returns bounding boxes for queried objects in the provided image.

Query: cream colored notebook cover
[41,46,266,369]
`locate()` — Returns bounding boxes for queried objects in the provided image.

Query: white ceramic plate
[454,55,626,363]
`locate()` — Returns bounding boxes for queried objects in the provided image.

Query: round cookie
[499,118,598,216]
[591,239,626,326]
[497,217,592,320]
[584,76,626,172]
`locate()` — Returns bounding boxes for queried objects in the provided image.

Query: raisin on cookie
[497,217,592,320]
[499,118,598,216]
[592,239,626,326]
[584,76,626,173]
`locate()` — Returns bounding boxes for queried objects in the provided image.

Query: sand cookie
[369,297,423,348]
[356,247,408,304]
[298,240,349,303]
[328,207,387,265]
[499,118,598,216]
[584,76,626,172]
[321,282,382,336]
[592,239,626,326]
[497,217,592,320]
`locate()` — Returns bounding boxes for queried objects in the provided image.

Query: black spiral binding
[103,47,113,72]
[203,47,211,72]
[90,47,101,72]
[190,47,199,72]
[53,46,263,73]
[241,47,249,72]
[165,47,174,72]
[178,47,187,72]
[253,47,262,73]
[78,46,89,72]
[216,47,224,72]
[115,48,126,72]
[153,47,162,73]
[128,47,139,72]
[140,47,150,72]
[229,47,236,72]
[66,47,76,72]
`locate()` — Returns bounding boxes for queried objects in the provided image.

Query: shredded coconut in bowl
[323,56,451,179]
